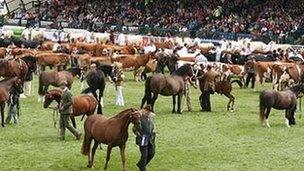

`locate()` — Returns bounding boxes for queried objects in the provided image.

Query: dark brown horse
[81,64,117,114]
[197,69,238,112]
[0,77,23,127]
[141,64,194,113]
[259,84,304,127]
[0,58,28,82]
[43,88,98,128]
[81,107,153,170]
[38,67,82,102]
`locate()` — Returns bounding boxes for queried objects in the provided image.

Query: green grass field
[1,72,304,171]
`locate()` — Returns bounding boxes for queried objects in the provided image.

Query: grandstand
[2,0,304,45]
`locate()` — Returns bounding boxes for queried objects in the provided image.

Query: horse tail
[141,76,152,108]
[38,73,43,96]
[259,92,265,125]
[81,119,93,156]
[231,79,243,88]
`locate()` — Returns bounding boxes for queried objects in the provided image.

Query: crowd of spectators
[10,0,304,44]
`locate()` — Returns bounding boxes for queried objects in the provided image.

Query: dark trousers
[245,73,255,88]
[200,91,211,112]
[137,143,155,171]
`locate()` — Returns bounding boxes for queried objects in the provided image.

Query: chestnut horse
[141,64,194,113]
[81,107,153,170]
[36,52,70,71]
[38,67,82,101]
[0,77,23,127]
[112,53,155,81]
[260,84,304,127]
[0,58,28,82]
[43,89,98,128]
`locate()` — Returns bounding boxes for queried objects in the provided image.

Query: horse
[259,84,304,127]
[141,64,194,113]
[111,53,155,81]
[81,64,117,114]
[196,69,238,112]
[43,89,98,128]
[36,52,70,71]
[38,67,82,102]
[0,77,23,127]
[81,107,153,170]
[0,58,29,82]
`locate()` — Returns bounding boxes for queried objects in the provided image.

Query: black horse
[81,64,117,114]
[259,84,304,127]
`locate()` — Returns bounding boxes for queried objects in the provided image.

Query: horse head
[22,56,37,72]
[43,89,62,108]
[68,67,82,78]
[12,77,23,94]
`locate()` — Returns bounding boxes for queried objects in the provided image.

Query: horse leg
[88,140,99,168]
[151,93,158,112]
[224,93,235,112]
[119,144,126,171]
[265,107,271,127]
[99,90,104,114]
[285,109,291,128]
[141,94,147,109]
[104,145,113,171]
[70,115,77,128]
[290,106,296,125]
[177,94,182,114]
[1,103,4,127]
[172,95,176,113]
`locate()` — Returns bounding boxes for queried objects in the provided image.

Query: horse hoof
[1,124,4,127]
[87,162,93,168]
[172,110,176,113]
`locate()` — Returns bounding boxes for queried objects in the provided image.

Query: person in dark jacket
[245,58,256,89]
[5,86,22,124]
[135,110,156,171]
[59,83,81,141]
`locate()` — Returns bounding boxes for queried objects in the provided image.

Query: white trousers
[115,86,124,106]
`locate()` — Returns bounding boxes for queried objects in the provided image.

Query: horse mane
[21,56,36,62]
[112,108,137,119]
[172,64,191,76]
[47,89,63,98]
[97,64,113,76]
[288,84,303,94]
[0,77,16,83]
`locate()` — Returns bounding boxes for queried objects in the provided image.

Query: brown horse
[36,52,70,71]
[259,84,304,127]
[0,77,23,127]
[38,67,82,101]
[0,58,28,82]
[197,69,237,111]
[43,89,98,128]
[112,53,155,81]
[81,107,153,170]
[141,64,194,113]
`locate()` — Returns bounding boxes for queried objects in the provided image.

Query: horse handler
[134,108,156,171]
[59,83,81,141]
[200,65,217,112]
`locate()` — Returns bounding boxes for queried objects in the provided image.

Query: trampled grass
[1,72,304,171]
